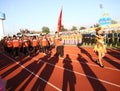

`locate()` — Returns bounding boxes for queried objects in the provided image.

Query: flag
[57,8,62,32]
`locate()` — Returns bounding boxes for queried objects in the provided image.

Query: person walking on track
[94,27,106,68]
[54,31,64,58]
[12,35,19,58]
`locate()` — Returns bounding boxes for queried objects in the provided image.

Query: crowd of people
[0,33,55,58]
[0,32,83,58]
[0,29,120,60]
[82,30,120,47]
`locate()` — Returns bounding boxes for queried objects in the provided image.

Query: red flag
[57,8,62,32]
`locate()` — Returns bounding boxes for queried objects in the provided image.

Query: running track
[0,46,120,91]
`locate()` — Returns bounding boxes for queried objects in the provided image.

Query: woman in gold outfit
[94,27,106,68]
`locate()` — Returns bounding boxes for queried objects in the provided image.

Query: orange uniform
[6,40,13,48]
[42,38,47,46]
[31,39,37,47]
[54,37,62,46]
[23,39,28,47]
[19,39,23,48]
[12,39,19,48]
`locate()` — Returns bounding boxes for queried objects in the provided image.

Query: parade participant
[6,37,13,54]
[94,27,106,68]
[61,34,65,45]
[75,32,78,45]
[66,34,69,45]
[64,34,67,45]
[86,33,90,45]
[91,32,96,46]
[108,31,113,47]
[19,37,23,53]
[45,33,51,52]
[118,32,120,46]
[38,35,42,52]
[82,33,86,45]
[113,31,118,47]
[78,32,82,45]
[22,36,29,55]
[31,36,38,55]
[41,35,48,55]
[54,31,64,58]
[71,33,74,45]
[12,35,19,58]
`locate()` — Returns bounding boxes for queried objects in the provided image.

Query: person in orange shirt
[12,35,19,58]
[45,33,52,52]
[19,37,23,53]
[38,35,42,52]
[54,31,64,58]
[41,35,48,55]
[6,37,13,54]
[22,36,29,55]
[30,36,38,56]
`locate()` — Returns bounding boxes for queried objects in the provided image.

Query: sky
[0,0,120,35]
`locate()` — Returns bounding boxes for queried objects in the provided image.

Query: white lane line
[64,50,120,70]
[66,49,120,63]
[38,59,120,88]
[59,52,120,71]
[3,52,120,89]
[3,54,62,91]
[70,59,120,72]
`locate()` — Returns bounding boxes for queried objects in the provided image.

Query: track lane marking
[3,54,62,91]
[38,59,120,88]
[2,49,120,90]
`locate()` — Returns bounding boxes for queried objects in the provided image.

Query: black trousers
[56,45,64,57]
[42,46,47,54]
[13,47,19,56]
[23,47,29,55]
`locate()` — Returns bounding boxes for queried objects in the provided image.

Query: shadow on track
[1,56,32,78]
[62,54,76,91]
[77,54,107,91]
[6,53,51,91]
[32,53,59,91]
[107,49,120,60]
[103,56,120,69]
[77,46,95,63]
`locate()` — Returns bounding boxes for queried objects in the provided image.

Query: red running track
[0,46,120,91]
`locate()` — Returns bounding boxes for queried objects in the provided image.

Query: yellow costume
[94,35,106,53]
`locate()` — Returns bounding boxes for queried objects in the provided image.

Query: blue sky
[0,0,120,35]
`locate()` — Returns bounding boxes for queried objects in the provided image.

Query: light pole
[0,12,5,40]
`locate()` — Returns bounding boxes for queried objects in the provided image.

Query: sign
[0,12,5,20]
[99,13,111,27]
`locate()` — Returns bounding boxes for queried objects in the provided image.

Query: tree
[20,29,30,34]
[79,26,86,30]
[71,26,77,31]
[61,25,67,32]
[111,20,117,24]
[42,26,50,33]
[93,23,99,28]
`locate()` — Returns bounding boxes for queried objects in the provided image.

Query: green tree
[42,26,50,33]
[61,25,67,32]
[111,20,117,24]
[79,26,86,30]
[71,26,77,31]
[93,23,99,28]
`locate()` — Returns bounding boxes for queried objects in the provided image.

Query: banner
[57,8,62,32]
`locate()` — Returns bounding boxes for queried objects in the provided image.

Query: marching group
[0,29,119,68]
[0,32,82,58]
[82,30,120,47]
